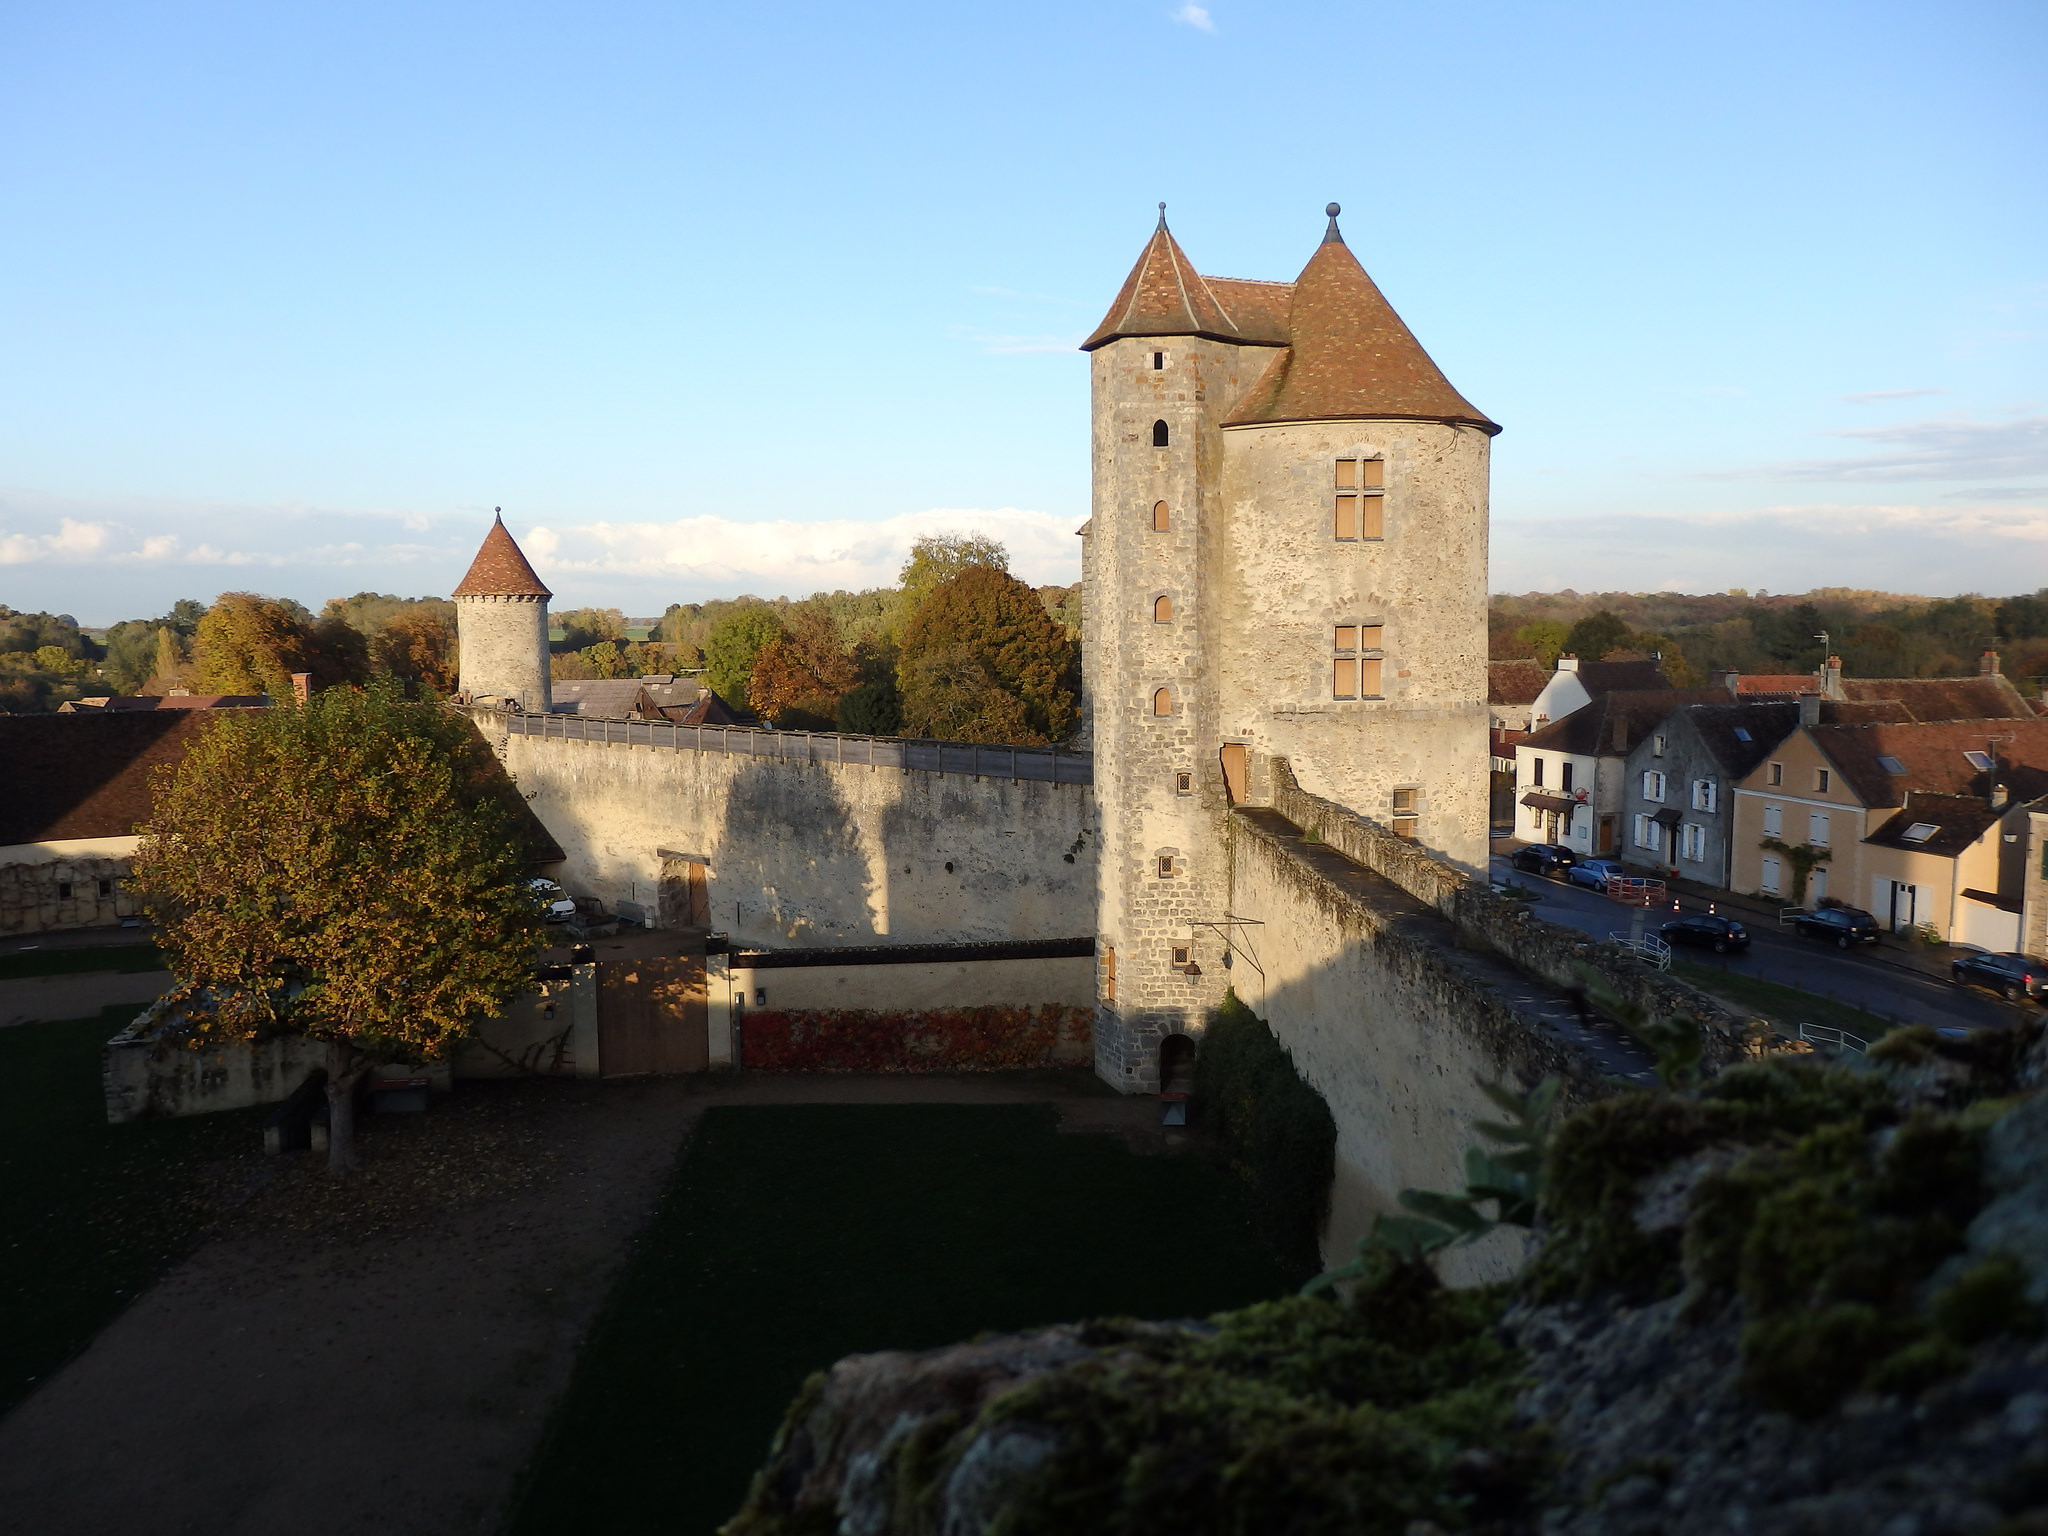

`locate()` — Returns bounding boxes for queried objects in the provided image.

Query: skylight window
[1902,822,1939,843]
[1964,750,1995,771]
[1878,754,1907,775]
[1732,727,1751,742]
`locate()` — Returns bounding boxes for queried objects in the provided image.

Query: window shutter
[1360,658,1382,696]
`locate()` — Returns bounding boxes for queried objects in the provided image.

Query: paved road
[1489,855,2022,1036]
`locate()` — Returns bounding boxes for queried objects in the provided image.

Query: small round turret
[454,510,552,712]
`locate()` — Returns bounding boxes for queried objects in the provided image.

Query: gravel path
[0,1070,1151,1536]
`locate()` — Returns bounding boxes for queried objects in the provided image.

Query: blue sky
[1,0,2042,623]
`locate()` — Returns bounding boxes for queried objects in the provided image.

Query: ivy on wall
[737,1004,1092,1073]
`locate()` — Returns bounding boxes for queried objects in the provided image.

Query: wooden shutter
[1333,658,1358,698]
[1361,495,1384,539]
[1334,495,1357,540]
[1360,624,1383,650]
[1154,595,1173,622]
[1153,500,1170,531]
[1360,658,1383,696]
[1360,459,1385,488]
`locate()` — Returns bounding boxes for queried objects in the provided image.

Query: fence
[1606,876,1667,908]
[500,712,1093,786]
[1791,1020,1870,1055]
[1608,930,1672,970]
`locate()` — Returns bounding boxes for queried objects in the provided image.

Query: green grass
[0,1005,257,1416]
[0,943,166,981]
[1671,959,1896,1041]
[506,1103,1301,1536]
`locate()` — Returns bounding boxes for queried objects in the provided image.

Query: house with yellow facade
[1729,713,2048,949]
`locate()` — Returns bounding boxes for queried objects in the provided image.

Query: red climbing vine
[737,1004,1092,1073]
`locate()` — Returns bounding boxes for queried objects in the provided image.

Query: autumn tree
[194,592,316,695]
[897,565,1078,743]
[129,684,545,1172]
[836,639,901,735]
[897,645,1035,743]
[1561,609,1632,663]
[704,605,787,709]
[891,532,1007,635]
[371,609,458,694]
[554,607,627,651]
[748,600,858,729]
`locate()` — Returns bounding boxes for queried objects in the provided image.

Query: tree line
[1490,586,2048,690]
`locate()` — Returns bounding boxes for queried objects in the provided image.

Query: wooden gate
[596,939,708,1077]
[658,857,711,928]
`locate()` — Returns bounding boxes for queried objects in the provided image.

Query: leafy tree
[129,684,544,1172]
[554,606,627,652]
[581,641,633,679]
[748,600,857,729]
[1561,609,1631,662]
[704,605,786,708]
[1514,620,1570,667]
[194,593,315,696]
[371,609,458,694]
[836,639,902,735]
[897,645,1035,743]
[898,565,1078,742]
[898,532,1007,614]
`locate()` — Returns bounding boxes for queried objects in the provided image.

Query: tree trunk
[325,1043,368,1175]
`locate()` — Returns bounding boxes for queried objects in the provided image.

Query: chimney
[1981,649,2000,677]
[1611,712,1628,752]
[1822,655,1845,702]
[1798,693,1821,728]
[290,672,312,705]
[1711,668,1740,699]
[1992,780,2010,810]
[1556,654,1580,674]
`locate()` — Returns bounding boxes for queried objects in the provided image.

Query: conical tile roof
[453,514,553,599]
[1224,218,1498,433]
[1081,208,1269,351]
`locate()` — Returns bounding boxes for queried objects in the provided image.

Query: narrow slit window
[1157,856,1174,878]
[1174,771,1192,795]
[1152,420,1170,448]
[1104,945,1116,1003]
[1152,351,1164,370]
[1152,500,1170,532]
[1151,688,1172,717]
[1154,595,1173,623]
[57,881,72,900]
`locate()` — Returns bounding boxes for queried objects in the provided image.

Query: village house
[1514,686,1723,858]
[1615,700,1802,887]
[1524,653,1669,734]
[1487,659,1546,825]
[1727,714,2048,945]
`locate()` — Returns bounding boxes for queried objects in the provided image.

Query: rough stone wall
[1216,419,1491,876]
[457,593,551,712]
[0,841,142,936]
[481,716,1099,949]
[1084,335,1272,1090]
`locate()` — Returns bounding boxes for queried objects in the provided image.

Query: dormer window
[1964,750,1995,771]
[1902,822,1938,843]
[1153,420,1170,448]
[1878,754,1907,775]
[1333,458,1385,541]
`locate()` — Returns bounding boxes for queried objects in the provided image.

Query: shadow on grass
[1671,958,1898,1040]
[0,1006,259,1419]
[506,1102,1301,1536]
[0,945,166,982]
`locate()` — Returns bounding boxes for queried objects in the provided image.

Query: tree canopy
[704,606,787,708]
[129,684,545,1168]
[897,565,1078,743]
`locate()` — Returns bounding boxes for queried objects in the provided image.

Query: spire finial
[494,506,503,520]
[1156,201,1168,230]
[1323,202,1344,244]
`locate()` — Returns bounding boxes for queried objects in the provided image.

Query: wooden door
[1219,743,1248,805]
[658,858,713,929]
[598,953,708,1077]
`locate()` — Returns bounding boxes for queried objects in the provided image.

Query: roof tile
[453,516,552,599]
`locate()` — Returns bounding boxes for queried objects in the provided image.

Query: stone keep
[1082,206,1498,1090]
[454,513,554,712]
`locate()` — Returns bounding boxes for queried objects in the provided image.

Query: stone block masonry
[475,710,1100,951]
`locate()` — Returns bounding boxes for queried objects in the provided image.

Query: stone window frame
[1152,419,1171,448]
[1150,687,1175,717]
[1333,456,1387,542]
[1331,622,1385,700]
[1174,770,1193,795]
[1390,785,1420,839]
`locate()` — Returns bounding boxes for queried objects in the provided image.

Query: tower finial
[494,506,503,520]
[1156,201,1168,230]
[1323,202,1343,244]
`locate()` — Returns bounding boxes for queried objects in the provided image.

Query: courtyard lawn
[1671,958,1898,1042]
[0,1006,255,1417]
[506,1102,1301,1536]
[0,944,166,982]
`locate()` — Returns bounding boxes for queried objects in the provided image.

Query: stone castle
[454,203,1499,1095]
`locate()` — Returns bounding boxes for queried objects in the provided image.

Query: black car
[1509,844,1576,879]
[1950,951,2047,1002]
[1659,914,1750,953]
[1790,905,1883,948]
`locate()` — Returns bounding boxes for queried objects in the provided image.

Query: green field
[1672,958,1897,1042]
[0,943,165,982]
[505,1103,1300,1536]
[0,1007,256,1416]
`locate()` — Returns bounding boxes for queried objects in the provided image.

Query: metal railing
[499,711,1093,785]
[1792,1021,1870,1054]
[1606,876,1667,907]
[1609,930,1672,970]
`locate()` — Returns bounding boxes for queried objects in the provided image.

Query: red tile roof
[453,515,552,599]
[1224,228,1499,433]
[1806,717,2048,809]
[1840,675,2032,721]
[1488,659,1548,707]
[1081,214,1262,351]
[0,712,219,844]
[1523,688,1730,757]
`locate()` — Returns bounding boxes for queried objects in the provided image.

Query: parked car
[1509,844,1577,879]
[529,877,578,923]
[1660,913,1750,953]
[1950,951,2047,1002]
[1790,905,1882,948]
[1566,858,1626,892]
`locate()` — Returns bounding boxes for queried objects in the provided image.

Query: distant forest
[1489,588,2048,691]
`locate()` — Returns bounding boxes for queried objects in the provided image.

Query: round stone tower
[454,510,553,712]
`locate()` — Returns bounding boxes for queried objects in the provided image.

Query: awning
[1652,808,1684,829]
[1521,792,1576,813]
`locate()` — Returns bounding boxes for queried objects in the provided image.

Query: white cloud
[1843,387,1948,403]
[1173,4,1215,31]
[1707,414,2048,484]
[0,517,109,564]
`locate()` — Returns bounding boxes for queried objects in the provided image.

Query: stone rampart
[476,711,1100,950]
